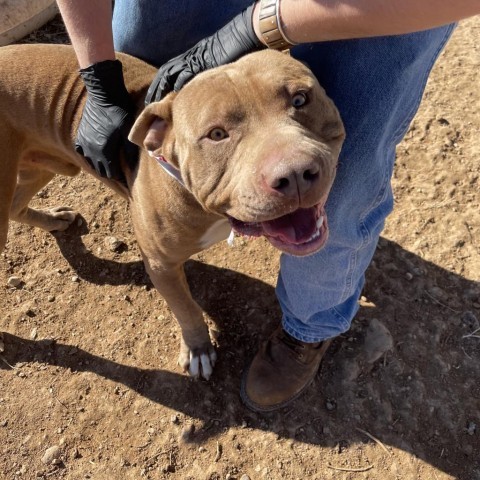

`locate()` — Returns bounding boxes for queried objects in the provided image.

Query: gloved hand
[145,4,263,103]
[76,59,138,182]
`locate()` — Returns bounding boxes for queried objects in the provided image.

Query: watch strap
[258,0,298,51]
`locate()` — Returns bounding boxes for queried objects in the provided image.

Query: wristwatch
[258,0,298,51]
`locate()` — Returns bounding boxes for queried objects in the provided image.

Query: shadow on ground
[2,238,479,479]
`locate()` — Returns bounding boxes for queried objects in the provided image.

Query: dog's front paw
[178,339,217,381]
[45,207,77,231]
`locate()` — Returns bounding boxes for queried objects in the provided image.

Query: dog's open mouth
[227,204,328,256]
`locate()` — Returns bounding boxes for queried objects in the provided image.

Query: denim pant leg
[279,26,455,342]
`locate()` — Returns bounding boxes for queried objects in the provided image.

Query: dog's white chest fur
[199,219,231,249]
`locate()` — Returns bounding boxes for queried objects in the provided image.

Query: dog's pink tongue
[262,208,316,244]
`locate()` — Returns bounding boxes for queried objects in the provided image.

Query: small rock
[7,276,22,288]
[179,423,195,443]
[0,334,4,353]
[41,445,61,465]
[15,465,27,475]
[170,414,179,424]
[462,311,479,330]
[47,295,55,302]
[0,419,7,427]
[467,422,477,436]
[105,236,126,253]
[364,318,394,363]
[405,272,414,280]
[462,444,473,456]
[71,276,79,283]
[411,267,424,276]
[326,399,336,411]
[30,328,38,340]
[428,286,448,301]
[162,464,175,474]
[240,475,251,480]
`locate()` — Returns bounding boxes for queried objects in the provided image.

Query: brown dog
[0,44,344,379]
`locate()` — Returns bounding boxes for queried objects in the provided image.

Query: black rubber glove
[145,4,263,103]
[76,59,138,181]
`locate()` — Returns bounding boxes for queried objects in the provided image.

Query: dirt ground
[1,15,479,480]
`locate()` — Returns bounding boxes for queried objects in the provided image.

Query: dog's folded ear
[128,93,176,151]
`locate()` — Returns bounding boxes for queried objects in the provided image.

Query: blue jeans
[113,2,454,342]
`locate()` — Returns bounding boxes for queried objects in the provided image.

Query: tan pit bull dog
[0,44,345,381]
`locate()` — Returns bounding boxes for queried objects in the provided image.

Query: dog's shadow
[51,216,152,287]
[2,237,479,479]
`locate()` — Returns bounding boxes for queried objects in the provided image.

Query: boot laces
[279,330,307,354]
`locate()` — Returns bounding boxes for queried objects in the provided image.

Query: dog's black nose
[263,160,320,199]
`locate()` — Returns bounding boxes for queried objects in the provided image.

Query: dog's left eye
[292,92,307,108]
[208,128,229,141]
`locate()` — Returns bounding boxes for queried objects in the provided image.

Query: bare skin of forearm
[56,0,115,68]
[253,0,480,43]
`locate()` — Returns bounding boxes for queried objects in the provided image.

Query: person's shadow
[2,231,479,480]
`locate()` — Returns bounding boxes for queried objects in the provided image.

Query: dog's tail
[0,128,20,254]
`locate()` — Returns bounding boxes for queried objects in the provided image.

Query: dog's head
[129,50,345,256]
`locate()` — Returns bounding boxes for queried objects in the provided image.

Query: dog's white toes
[178,340,217,380]
[184,350,216,380]
[188,355,200,378]
[200,353,213,380]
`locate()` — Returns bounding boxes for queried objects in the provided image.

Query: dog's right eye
[208,128,229,141]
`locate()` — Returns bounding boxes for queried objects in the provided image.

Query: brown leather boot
[241,326,332,412]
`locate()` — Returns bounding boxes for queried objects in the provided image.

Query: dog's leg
[10,167,77,232]
[0,125,21,253]
[143,257,217,380]
[0,129,20,253]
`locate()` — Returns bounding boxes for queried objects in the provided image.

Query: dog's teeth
[316,216,324,229]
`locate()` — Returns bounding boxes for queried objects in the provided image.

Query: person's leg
[242,25,455,411]
[112,0,252,67]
